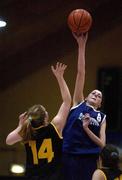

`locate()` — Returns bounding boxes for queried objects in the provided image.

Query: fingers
[51,62,67,72]
[56,62,67,70]
[72,32,77,39]
[82,113,90,122]
[84,113,90,117]
[84,113,90,119]
[19,112,27,119]
[51,65,55,72]
[57,62,67,70]
[82,113,90,128]
[72,31,88,43]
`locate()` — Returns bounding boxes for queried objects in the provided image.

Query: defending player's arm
[72,33,88,106]
[6,112,27,145]
[83,114,106,148]
[51,62,71,135]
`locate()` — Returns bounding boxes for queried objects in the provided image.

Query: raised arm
[51,62,71,135]
[6,112,27,145]
[73,33,88,106]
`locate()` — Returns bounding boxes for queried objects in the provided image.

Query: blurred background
[0,0,122,177]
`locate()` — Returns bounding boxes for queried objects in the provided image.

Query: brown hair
[19,104,48,142]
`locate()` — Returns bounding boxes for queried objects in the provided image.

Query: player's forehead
[91,89,102,96]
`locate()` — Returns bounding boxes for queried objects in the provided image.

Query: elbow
[69,97,72,106]
[64,101,71,111]
[65,96,72,107]
[103,142,106,148]
[67,98,72,108]
[6,137,13,145]
[100,142,106,149]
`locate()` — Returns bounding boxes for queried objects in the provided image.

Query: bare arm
[51,62,71,135]
[6,112,27,145]
[73,33,88,106]
[83,114,106,148]
[92,169,106,180]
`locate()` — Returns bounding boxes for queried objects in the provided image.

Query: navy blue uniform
[62,101,106,180]
[100,168,122,180]
[24,122,63,180]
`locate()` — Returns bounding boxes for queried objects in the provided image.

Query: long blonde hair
[19,104,48,142]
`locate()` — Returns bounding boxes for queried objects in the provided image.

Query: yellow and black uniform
[100,168,122,180]
[24,122,63,180]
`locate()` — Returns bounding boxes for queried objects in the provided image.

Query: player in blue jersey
[92,144,122,180]
[6,62,71,180]
[62,33,106,180]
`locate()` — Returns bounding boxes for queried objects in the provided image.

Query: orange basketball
[67,9,92,35]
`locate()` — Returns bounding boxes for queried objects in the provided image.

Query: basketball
[67,9,92,35]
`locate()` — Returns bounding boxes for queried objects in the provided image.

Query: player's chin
[88,99,96,106]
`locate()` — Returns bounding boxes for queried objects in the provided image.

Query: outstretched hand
[51,62,67,78]
[72,32,88,47]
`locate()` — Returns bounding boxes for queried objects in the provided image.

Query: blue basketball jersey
[63,101,106,155]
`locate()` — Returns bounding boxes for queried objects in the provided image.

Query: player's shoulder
[50,122,63,139]
[71,101,84,109]
[92,169,106,180]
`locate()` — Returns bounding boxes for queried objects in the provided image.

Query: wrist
[83,126,89,130]
[79,44,86,50]
[18,123,22,128]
